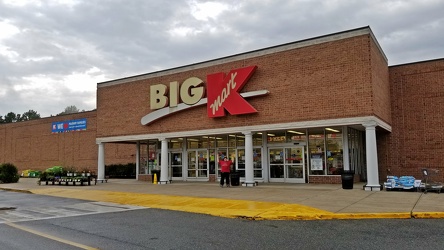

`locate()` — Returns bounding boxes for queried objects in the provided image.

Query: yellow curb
[325,213,412,220]
[0,187,32,194]
[412,212,444,219]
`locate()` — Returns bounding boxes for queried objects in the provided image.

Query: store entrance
[187,150,208,179]
[169,151,183,180]
[269,146,305,183]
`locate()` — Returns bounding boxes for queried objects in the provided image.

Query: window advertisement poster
[310,155,323,170]
[52,118,87,133]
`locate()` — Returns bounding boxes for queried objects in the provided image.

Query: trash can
[341,170,354,189]
[230,171,240,186]
[151,170,160,183]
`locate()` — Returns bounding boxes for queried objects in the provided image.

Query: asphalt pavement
[1,178,444,220]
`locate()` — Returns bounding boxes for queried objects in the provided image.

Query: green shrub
[105,163,136,178]
[0,163,20,183]
[45,166,65,176]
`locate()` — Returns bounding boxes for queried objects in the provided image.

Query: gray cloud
[0,0,443,117]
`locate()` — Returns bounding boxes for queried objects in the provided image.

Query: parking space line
[5,222,98,250]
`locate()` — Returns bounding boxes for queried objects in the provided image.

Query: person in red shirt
[219,157,232,187]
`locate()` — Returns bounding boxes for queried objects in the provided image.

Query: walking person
[219,157,232,187]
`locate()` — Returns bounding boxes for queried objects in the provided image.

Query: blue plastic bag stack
[385,176,399,189]
[385,175,415,190]
[399,176,415,189]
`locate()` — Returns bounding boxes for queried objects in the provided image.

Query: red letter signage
[206,66,258,118]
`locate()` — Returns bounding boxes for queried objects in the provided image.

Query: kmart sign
[141,66,268,125]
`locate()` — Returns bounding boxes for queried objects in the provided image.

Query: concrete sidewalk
[1,178,444,220]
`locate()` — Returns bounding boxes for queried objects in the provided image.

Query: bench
[41,176,94,186]
[96,175,109,183]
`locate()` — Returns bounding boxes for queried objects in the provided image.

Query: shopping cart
[421,168,443,194]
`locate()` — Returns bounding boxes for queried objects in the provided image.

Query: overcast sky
[1,0,443,118]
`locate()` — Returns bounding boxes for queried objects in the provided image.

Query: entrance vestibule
[187,149,208,179]
[269,146,305,183]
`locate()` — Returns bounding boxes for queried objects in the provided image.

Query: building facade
[1,26,443,190]
[96,26,389,190]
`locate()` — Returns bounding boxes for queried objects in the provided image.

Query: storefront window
[308,128,343,176]
[216,135,228,147]
[326,128,343,175]
[286,130,307,143]
[253,133,262,146]
[138,140,161,175]
[149,142,159,172]
[236,134,245,147]
[187,137,201,149]
[139,143,148,175]
[308,130,325,175]
[209,149,216,174]
[200,136,210,148]
[208,137,216,148]
[228,134,236,147]
[253,148,262,178]
[169,138,183,149]
[237,148,245,177]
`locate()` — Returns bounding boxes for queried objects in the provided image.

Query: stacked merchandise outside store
[385,176,419,191]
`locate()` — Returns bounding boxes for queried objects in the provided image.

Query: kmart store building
[96,26,393,191]
[3,26,443,190]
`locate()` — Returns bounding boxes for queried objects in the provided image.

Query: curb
[412,212,444,219]
[0,187,32,194]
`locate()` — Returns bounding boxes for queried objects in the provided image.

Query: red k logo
[207,66,258,117]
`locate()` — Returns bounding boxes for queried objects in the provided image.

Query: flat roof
[98,26,383,88]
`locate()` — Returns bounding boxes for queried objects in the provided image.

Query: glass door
[269,146,305,183]
[269,148,284,181]
[170,151,183,180]
[187,150,208,179]
[285,147,305,183]
[237,148,245,177]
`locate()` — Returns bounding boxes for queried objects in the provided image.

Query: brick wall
[380,59,444,181]
[309,174,360,184]
[371,38,391,123]
[0,111,135,173]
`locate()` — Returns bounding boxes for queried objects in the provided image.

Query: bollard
[153,173,158,184]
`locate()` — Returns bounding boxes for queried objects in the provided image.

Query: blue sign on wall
[52,118,87,133]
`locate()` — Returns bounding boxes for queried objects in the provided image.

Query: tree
[20,110,41,121]
[4,112,17,123]
[0,110,41,123]
[57,105,80,116]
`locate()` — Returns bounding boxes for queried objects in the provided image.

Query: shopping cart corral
[421,168,443,194]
